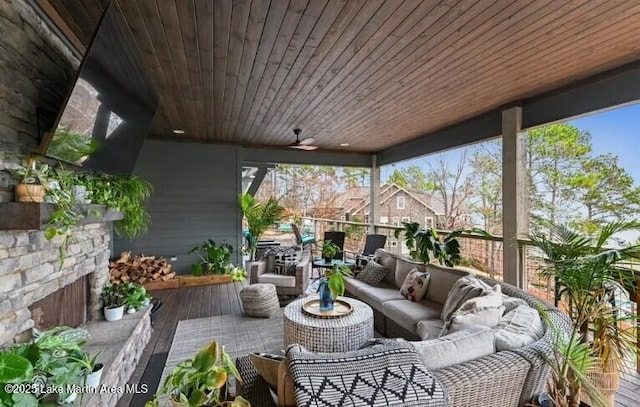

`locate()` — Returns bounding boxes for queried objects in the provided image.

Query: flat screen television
[38,2,158,175]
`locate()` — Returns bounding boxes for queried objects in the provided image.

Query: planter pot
[86,363,104,389]
[57,392,77,405]
[15,184,45,203]
[580,364,620,407]
[142,298,151,307]
[322,257,332,264]
[127,307,136,314]
[104,305,125,321]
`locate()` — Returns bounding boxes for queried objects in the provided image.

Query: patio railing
[301,217,555,303]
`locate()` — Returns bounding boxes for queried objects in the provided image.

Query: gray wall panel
[113,140,242,274]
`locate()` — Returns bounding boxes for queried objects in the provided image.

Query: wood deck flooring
[118,281,639,407]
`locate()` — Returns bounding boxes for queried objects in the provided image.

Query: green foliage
[344,216,365,241]
[320,239,340,259]
[47,127,99,163]
[388,165,433,192]
[227,266,247,282]
[239,194,285,260]
[324,264,352,299]
[101,282,126,309]
[8,157,50,185]
[189,240,234,276]
[146,341,249,407]
[394,221,462,266]
[120,283,151,310]
[529,221,640,404]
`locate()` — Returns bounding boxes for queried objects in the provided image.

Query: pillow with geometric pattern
[354,260,387,286]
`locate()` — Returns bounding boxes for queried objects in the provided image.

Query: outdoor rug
[162,311,285,395]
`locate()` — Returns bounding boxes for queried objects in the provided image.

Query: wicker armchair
[249,250,311,296]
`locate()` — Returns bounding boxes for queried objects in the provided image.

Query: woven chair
[249,250,311,297]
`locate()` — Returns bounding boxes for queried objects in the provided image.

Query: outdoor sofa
[236,249,569,406]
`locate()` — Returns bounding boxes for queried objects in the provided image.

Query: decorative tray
[302,299,353,319]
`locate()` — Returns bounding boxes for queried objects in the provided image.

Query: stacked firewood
[109,251,176,284]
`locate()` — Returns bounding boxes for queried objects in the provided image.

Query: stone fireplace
[0,223,112,345]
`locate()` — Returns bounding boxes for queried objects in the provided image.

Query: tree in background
[570,154,640,233]
[526,124,592,230]
[428,152,473,229]
[388,165,433,192]
[342,167,369,187]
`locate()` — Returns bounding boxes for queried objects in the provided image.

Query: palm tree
[529,221,640,406]
[239,194,285,261]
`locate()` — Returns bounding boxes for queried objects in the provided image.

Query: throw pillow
[411,325,495,370]
[275,260,297,276]
[263,246,299,272]
[493,305,544,351]
[354,259,388,286]
[286,342,447,406]
[249,352,285,390]
[446,285,504,334]
[440,276,491,322]
[400,269,431,302]
[501,295,528,315]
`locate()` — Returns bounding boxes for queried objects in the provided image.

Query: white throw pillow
[493,305,544,351]
[440,276,491,322]
[411,325,495,370]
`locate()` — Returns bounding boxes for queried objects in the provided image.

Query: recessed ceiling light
[340,143,350,147]
[172,129,185,134]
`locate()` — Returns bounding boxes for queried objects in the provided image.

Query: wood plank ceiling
[40,0,640,153]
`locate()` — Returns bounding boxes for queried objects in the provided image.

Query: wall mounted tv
[39,2,158,175]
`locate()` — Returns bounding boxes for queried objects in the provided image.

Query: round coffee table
[283,295,374,352]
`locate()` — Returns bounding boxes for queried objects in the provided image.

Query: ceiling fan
[288,128,318,151]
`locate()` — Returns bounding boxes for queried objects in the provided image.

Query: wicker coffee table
[283,295,374,352]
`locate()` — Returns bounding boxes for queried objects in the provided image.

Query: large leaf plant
[394,221,462,266]
[239,194,285,261]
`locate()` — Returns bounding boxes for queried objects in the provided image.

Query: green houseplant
[318,264,353,311]
[189,240,234,276]
[320,240,340,262]
[102,283,126,321]
[394,221,462,266]
[529,221,640,407]
[239,194,285,261]
[145,340,250,407]
[9,157,50,202]
[121,283,152,312]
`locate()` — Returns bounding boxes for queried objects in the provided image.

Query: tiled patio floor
[117,281,639,407]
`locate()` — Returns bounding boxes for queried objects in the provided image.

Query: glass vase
[318,277,334,311]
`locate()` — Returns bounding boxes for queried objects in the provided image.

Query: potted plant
[239,194,285,261]
[394,221,463,266]
[68,349,103,389]
[9,157,50,202]
[320,240,340,263]
[122,282,151,312]
[145,340,250,407]
[227,266,247,282]
[102,283,126,321]
[189,240,234,276]
[318,264,352,311]
[529,221,640,407]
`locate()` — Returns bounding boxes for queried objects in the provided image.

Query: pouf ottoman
[240,283,280,318]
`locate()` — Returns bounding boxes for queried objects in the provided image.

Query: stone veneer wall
[0,0,106,346]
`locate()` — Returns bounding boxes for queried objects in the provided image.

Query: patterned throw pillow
[445,284,504,334]
[263,246,299,273]
[354,260,387,286]
[275,260,297,276]
[287,342,447,407]
[440,276,491,322]
[400,269,431,302]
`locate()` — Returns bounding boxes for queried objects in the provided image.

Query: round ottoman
[240,283,280,318]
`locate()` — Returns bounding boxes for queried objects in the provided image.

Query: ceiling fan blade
[299,137,316,146]
[288,144,318,151]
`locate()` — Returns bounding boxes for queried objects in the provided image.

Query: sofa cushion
[494,305,544,351]
[374,249,398,286]
[424,263,470,305]
[357,284,405,312]
[410,325,495,370]
[355,259,388,286]
[286,341,447,407]
[400,270,430,302]
[258,273,296,288]
[416,319,445,340]
[440,275,491,322]
[382,299,443,334]
[344,276,373,296]
[502,295,529,315]
[395,258,427,288]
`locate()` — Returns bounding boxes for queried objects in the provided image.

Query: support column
[502,106,528,288]
[370,154,380,234]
